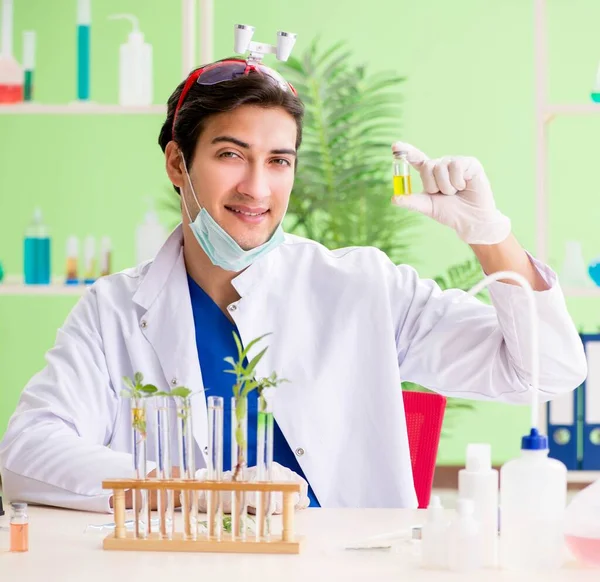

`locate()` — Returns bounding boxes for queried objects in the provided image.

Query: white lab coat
[0,226,587,512]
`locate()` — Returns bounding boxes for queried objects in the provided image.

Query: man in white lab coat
[0,59,587,512]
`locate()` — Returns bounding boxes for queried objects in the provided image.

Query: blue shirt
[188,276,319,507]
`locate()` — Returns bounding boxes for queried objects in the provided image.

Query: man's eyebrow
[212,136,297,157]
[271,148,297,157]
[212,136,249,148]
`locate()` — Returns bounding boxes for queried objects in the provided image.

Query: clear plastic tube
[256,389,275,540]
[155,396,173,539]
[231,396,248,540]
[177,398,197,540]
[466,271,538,428]
[207,396,224,540]
[131,397,148,539]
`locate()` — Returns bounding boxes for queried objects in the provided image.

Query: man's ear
[165,141,185,190]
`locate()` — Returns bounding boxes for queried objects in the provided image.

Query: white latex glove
[391,142,511,245]
[194,461,310,514]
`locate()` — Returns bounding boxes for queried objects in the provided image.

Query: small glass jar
[10,502,29,552]
[392,150,412,196]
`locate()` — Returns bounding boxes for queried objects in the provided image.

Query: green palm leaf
[278,40,419,263]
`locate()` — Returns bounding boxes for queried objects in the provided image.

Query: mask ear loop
[179,152,202,223]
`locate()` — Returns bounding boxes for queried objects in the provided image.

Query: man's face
[182,104,297,250]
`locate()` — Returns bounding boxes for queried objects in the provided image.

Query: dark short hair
[158,63,304,194]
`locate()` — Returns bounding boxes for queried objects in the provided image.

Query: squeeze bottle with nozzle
[499,427,567,570]
[109,14,153,106]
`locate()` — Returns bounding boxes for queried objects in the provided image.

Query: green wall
[1,0,599,466]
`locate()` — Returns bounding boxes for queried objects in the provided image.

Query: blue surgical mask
[180,155,285,272]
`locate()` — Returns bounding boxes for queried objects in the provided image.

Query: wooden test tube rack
[102,479,303,554]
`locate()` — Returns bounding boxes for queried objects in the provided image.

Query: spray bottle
[108,14,153,107]
[0,0,23,103]
[466,271,568,571]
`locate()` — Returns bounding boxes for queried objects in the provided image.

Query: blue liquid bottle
[24,208,51,285]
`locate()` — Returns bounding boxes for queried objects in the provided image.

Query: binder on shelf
[546,382,580,470]
[582,334,600,470]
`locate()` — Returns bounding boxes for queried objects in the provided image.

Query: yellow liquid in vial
[393,174,412,196]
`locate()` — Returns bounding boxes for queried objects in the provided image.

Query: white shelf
[567,470,600,484]
[563,286,600,298]
[0,103,167,115]
[0,276,87,296]
[545,103,600,119]
[0,282,87,296]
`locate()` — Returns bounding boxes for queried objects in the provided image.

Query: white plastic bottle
[499,427,567,570]
[136,204,167,265]
[447,498,482,572]
[421,495,449,569]
[109,14,152,106]
[458,443,499,568]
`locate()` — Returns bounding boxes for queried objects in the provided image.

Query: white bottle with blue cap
[499,426,567,570]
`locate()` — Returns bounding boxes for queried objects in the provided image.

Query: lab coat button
[171,378,178,386]
[203,446,208,454]
[295,447,305,457]
[228,304,237,312]
[140,320,148,329]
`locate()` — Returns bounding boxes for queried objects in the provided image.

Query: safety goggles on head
[173,58,297,129]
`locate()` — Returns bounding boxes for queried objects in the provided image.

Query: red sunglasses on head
[172,58,297,130]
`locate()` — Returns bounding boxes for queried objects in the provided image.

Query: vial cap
[428,495,442,509]
[521,427,549,450]
[465,443,492,472]
[11,502,27,509]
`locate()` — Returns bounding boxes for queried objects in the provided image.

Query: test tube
[392,150,412,196]
[83,235,96,285]
[65,236,79,285]
[230,396,248,541]
[177,398,197,540]
[99,236,111,277]
[77,0,91,101]
[155,396,174,539]
[256,388,275,541]
[22,31,35,101]
[206,396,223,540]
[131,397,149,539]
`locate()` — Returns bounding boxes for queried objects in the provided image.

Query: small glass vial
[10,502,29,552]
[392,150,412,196]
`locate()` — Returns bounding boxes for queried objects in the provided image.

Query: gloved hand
[194,462,310,514]
[390,142,511,245]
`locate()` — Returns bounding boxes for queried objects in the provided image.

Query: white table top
[0,507,596,581]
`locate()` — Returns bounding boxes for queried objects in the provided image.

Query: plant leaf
[122,376,135,391]
[170,387,192,399]
[244,346,269,379]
